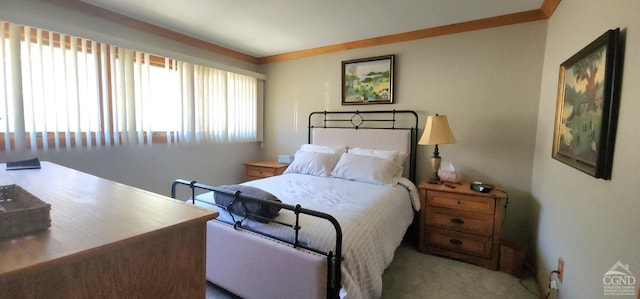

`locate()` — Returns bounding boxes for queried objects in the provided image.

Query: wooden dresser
[0,162,218,298]
[418,181,507,270]
[244,161,288,181]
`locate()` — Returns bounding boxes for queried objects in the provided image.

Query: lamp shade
[418,114,456,145]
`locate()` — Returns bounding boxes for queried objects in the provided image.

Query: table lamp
[418,114,456,184]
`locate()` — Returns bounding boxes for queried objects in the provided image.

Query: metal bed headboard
[308,110,419,183]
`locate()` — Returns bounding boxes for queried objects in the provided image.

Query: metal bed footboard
[171,179,343,299]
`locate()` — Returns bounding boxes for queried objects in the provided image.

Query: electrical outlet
[558,257,564,283]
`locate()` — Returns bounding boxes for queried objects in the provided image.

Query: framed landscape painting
[342,55,394,105]
[552,28,624,180]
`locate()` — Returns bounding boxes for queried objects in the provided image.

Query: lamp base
[429,152,442,185]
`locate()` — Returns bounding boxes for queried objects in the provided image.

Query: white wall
[532,0,640,298]
[0,0,265,196]
[262,21,547,245]
[34,143,260,197]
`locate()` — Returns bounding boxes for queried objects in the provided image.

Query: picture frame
[552,28,624,180]
[342,55,394,105]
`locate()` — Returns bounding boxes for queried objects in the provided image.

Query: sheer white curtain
[1,20,261,152]
[0,22,20,151]
[0,22,101,152]
[173,61,258,144]
[107,46,152,146]
[121,51,260,145]
[227,72,257,142]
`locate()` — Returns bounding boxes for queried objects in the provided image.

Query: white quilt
[198,173,418,299]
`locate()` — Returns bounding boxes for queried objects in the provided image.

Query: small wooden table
[0,162,218,298]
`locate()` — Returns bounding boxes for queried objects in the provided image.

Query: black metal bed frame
[171,110,418,299]
[171,179,344,298]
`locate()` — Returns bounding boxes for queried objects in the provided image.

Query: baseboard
[522,260,546,299]
[535,272,545,299]
[534,268,561,299]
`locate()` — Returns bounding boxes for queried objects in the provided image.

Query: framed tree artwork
[552,28,624,179]
[342,55,394,105]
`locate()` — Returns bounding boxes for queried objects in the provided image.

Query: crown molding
[45,0,260,64]
[48,0,561,65]
[259,9,549,64]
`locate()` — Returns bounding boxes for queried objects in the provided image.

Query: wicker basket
[0,184,51,240]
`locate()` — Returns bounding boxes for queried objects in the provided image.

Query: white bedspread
[198,173,418,299]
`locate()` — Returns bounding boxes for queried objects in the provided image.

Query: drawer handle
[450,217,465,224]
[449,239,463,246]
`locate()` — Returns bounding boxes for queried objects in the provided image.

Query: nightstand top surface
[243,161,288,168]
[419,181,507,198]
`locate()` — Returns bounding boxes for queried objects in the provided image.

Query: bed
[171,110,420,299]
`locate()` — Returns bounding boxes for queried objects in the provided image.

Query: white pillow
[347,147,408,166]
[331,153,403,186]
[300,144,346,155]
[284,150,341,177]
[347,147,398,161]
[394,151,409,165]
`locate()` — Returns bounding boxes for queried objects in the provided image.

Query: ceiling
[80,0,544,59]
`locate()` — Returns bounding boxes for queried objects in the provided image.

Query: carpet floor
[206,244,539,299]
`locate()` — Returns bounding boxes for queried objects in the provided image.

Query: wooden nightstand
[243,161,288,181]
[418,181,507,270]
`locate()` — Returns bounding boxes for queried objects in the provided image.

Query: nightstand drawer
[427,191,495,214]
[246,166,278,178]
[426,227,493,259]
[426,207,494,237]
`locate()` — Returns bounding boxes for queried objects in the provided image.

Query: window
[0,21,262,152]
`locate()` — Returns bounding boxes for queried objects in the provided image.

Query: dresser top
[0,162,218,275]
